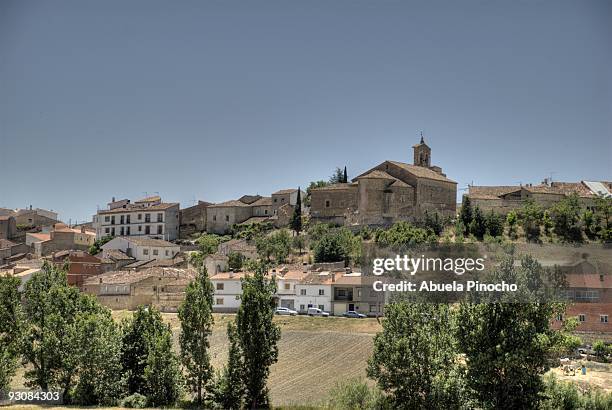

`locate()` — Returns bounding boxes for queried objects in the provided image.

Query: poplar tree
[459,196,473,234]
[178,266,215,404]
[236,262,281,408]
[0,275,22,391]
[215,322,244,409]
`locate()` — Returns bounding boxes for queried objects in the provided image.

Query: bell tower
[413,133,431,167]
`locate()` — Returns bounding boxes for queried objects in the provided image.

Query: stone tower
[413,134,431,167]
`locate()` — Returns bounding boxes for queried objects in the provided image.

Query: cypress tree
[343,166,348,183]
[290,188,303,235]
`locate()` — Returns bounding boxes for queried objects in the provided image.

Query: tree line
[0,260,280,408]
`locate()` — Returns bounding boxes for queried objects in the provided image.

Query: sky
[1,0,610,223]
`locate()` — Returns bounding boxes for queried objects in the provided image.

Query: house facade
[93,196,180,240]
[101,236,180,261]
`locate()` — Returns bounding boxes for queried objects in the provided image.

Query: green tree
[0,275,22,391]
[520,199,543,242]
[375,221,437,248]
[469,206,486,240]
[594,195,612,242]
[72,306,125,406]
[330,167,345,184]
[178,266,215,404]
[290,188,303,235]
[88,235,112,255]
[423,210,443,236]
[582,209,597,240]
[144,330,183,407]
[121,305,168,395]
[343,166,348,183]
[236,262,281,408]
[542,209,554,238]
[196,234,221,255]
[485,210,504,238]
[506,210,518,239]
[367,302,466,409]
[550,194,582,242]
[459,196,473,235]
[292,234,305,255]
[189,250,204,268]
[227,251,245,272]
[255,230,292,263]
[215,322,244,409]
[313,227,362,264]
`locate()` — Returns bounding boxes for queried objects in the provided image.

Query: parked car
[307,307,330,317]
[343,311,366,319]
[275,307,298,316]
[576,345,596,355]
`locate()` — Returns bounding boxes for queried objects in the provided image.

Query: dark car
[343,311,366,319]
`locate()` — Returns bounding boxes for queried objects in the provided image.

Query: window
[105,227,110,234]
[138,226,142,232]
[216,283,224,291]
[601,315,609,323]
[111,216,115,225]
[111,228,115,236]
[300,289,306,296]
[104,216,110,222]
[265,209,268,215]
[145,213,151,223]
[319,289,325,296]
[165,250,169,256]
[126,227,130,235]
[300,304,305,311]
[157,213,163,222]
[325,200,331,208]
[318,305,324,310]
[274,198,277,203]
[126,215,130,224]
[213,215,217,221]
[145,225,150,234]
[369,305,379,313]
[153,249,158,256]
[143,249,149,255]
[579,314,586,322]
[120,215,124,224]
[216,298,224,305]
[225,215,230,222]
[157,225,163,235]
[120,227,124,235]
[138,213,142,220]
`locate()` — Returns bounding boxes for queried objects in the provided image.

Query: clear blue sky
[1,0,610,223]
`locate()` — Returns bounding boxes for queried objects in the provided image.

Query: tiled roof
[84,267,196,285]
[566,274,612,289]
[124,237,178,247]
[387,161,456,183]
[0,239,17,249]
[27,233,51,242]
[299,272,334,285]
[469,186,520,199]
[356,170,397,180]
[310,183,358,191]
[98,202,178,214]
[273,189,298,195]
[210,271,249,281]
[251,197,272,207]
[238,216,271,225]
[105,249,135,261]
[208,200,253,208]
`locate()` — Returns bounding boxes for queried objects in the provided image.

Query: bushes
[312,227,361,264]
[374,221,436,247]
[120,393,148,409]
[540,374,612,410]
[255,229,292,263]
[327,379,387,410]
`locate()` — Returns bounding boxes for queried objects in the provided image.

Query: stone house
[0,239,29,266]
[206,195,274,234]
[12,207,59,229]
[47,250,114,289]
[0,216,17,240]
[93,196,180,240]
[467,180,611,214]
[271,189,306,215]
[310,137,457,226]
[179,200,213,238]
[29,224,94,257]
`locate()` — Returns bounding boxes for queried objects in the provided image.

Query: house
[275,267,309,310]
[0,239,29,266]
[210,271,247,312]
[27,223,95,257]
[204,253,228,275]
[294,271,334,313]
[12,206,59,229]
[0,216,17,240]
[206,195,273,234]
[217,238,258,259]
[46,250,114,288]
[92,195,180,240]
[179,200,213,237]
[310,137,457,226]
[271,189,306,215]
[467,180,611,214]
[101,236,180,261]
[82,267,196,311]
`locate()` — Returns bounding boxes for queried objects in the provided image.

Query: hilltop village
[1,137,611,330]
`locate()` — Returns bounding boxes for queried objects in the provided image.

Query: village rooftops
[469,181,611,200]
[385,161,456,183]
[119,236,178,247]
[84,267,196,286]
[97,201,179,214]
[272,189,298,195]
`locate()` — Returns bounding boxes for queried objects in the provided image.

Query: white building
[101,237,180,261]
[294,272,333,313]
[274,267,308,310]
[210,271,246,312]
[92,196,180,241]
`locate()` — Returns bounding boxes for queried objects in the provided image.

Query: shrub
[375,222,437,248]
[541,374,612,410]
[313,228,360,264]
[120,393,147,409]
[327,379,387,410]
[228,251,245,272]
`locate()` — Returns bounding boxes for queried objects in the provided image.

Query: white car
[275,307,298,316]
[307,307,330,317]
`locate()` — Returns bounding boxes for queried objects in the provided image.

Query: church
[310,137,457,226]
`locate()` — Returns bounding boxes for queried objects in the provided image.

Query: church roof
[356,170,397,180]
[387,161,456,183]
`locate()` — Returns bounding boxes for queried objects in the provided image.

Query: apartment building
[93,196,180,240]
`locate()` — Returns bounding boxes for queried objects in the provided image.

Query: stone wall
[206,206,253,234]
[310,185,358,222]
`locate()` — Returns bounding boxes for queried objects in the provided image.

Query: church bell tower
[413,133,431,167]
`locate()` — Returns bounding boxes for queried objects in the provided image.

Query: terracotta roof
[387,161,456,183]
[123,260,150,269]
[0,239,17,249]
[299,272,334,285]
[547,182,596,198]
[356,170,397,180]
[273,189,298,195]
[238,216,271,225]
[280,270,309,281]
[238,195,263,204]
[105,249,135,261]
[210,271,249,281]
[208,199,253,208]
[98,202,178,214]
[334,274,364,285]
[251,197,272,207]
[27,233,51,242]
[565,274,612,289]
[469,186,520,199]
[123,237,178,247]
[84,267,196,286]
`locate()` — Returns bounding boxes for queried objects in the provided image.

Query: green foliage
[305,180,330,207]
[367,302,467,409]
[0,275,22,391]
[540,374,612,410]
[469,206,486,240]
[120,393,148,408]
[290,188,303,234]
[457,256,568,409]
[327,379,387,410]
[485,210,504,238]
[459,196,473,235]
[308,223,332,243]
[178,266,215,404]
[88,235,112,255]
[144,330,183,407]
[454,220,466,243]
[550,194,583,242]
[120,305,169,395]
[506,210,518,239]
[236,261,281,408]
[423,210,444,236]
[374,221,437,248]
[292,234,305,255]
[582,209,597,240]
[196,233,222,255]
[232,221,273,240]
[593,340,611,362]
[330,167,345,184]
[227,251,245,272]
[520,199,543,242]
[313,227,362,263]
[214,322,244,409]
[255,229,292,262]
[189,251,204,267]
[542,209,554,237]
[594,195,612,242]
